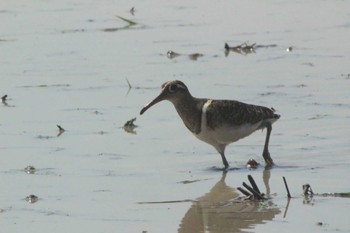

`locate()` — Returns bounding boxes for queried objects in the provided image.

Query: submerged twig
[237,187,251,197]
[115,15,137,26]
[125,78,133,95]
[57,125,65,131]
[1,95,7,102]
[125,78,133,96]
[242,182,266,200]
[129,7,135,15]
[283,198,291,218]
[1,94,8,106]
[103,15,139,32]
[248,174,261,194]
[237,175,266,200]
[283,176,292,198]
[126,78,132,89]
[57,125,65,137]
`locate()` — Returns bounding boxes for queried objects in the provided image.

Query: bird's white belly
[195,122,261,146]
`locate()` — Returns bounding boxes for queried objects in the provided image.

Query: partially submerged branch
[283,176,292,198]
[237,175,266,201]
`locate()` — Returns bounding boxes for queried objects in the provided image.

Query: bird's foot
[263,150,274,167]
[209,165,229,172]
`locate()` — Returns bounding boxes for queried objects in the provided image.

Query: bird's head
[140,80,189,115]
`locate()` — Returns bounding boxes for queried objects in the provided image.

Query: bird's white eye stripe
[168,83,186,92]
[177,84,186,89]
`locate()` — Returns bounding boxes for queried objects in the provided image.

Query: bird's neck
[171,95,206,134]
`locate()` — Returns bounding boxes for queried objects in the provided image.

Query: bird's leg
[262,122,274,166]
[220,152,229,170]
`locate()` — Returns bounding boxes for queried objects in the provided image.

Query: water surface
[1,0,350,232]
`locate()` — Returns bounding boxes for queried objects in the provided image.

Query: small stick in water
[242,182,265,200]
[57,125,65,132]
[283,176,292,198]
[237,187,251,197]
[1,95,8,101]
[57,125,65,137]
[126,78,132,89]
[248,175,261,194]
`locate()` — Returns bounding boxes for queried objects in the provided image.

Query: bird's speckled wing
[205,100,279,129]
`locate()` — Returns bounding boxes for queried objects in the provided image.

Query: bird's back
[205,100,280,130]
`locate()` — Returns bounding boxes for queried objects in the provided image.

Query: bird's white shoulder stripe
[201,99,212,130]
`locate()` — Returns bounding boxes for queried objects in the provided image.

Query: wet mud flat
[1,0,350,233]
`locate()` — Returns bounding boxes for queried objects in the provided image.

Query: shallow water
[1,0,350,232]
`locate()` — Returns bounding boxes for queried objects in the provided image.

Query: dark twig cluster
[237,175,266,200]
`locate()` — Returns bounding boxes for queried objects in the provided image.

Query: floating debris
[97,130,108,135]
[316,222,324,226]
[341,73,350,79]
[246,159,259,169]
[37,135,54,140]
[179,179,202,184]
[57,125,65,132]
[188,53,203,60]
[19,84,70,88]
[1,94,7,101]
[1,94,9,106]
[126,78,132,89]
[303,184,313,196]
[302,62,315,67]
[331,192,350,198]
[166,50,203,60]
[125,78,133,95]
[123,117,137,134]
[37,125,66,139]
[93,110,103,115]
[124,117,137,127]
[302,184,350,198]
[167,50,181,59]
[116,15,137,26]
[26,194,39,204]
[24,165,36,174]
[178,178,210,184]
[254,44,278,49]
[57,125,65,137]
[130,7,135,15]
[225,42,255,56]
[103,15,139,32]
[286,46,293,52]
[225,42,277,56]
[61,28,85,34]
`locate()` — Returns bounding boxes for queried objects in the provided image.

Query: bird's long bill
[140,91,166,115]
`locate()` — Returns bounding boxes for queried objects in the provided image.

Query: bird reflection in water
[178,169,280,233]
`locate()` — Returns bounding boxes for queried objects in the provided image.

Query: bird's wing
[205,100,278,129]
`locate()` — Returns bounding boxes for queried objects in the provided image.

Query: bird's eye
[168,84,178,93]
